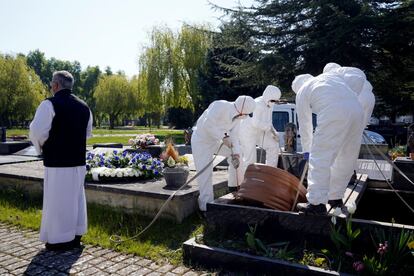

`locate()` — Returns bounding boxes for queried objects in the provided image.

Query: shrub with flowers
[86,150,164,182]
[329,212,414,275]
[388,145,406,160]
[128,133,160,149]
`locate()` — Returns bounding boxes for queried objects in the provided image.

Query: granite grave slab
[392,157,414,191]
[12,145,40,157]
[0,160,229,222]
[0,141,31,155]
[183,237,344,275]
[0,155,42,165]
[201,174,393,248]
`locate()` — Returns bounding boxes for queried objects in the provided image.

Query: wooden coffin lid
[238,163,307,211]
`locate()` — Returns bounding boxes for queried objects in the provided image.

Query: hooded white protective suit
[191,96,256,211]
[324,63,376,127]
[239,85,281,176]
[323,62,341,74]
[323,64,375,202]
[292,73,364,204]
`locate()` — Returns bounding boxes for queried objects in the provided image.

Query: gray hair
[52,70,74,90]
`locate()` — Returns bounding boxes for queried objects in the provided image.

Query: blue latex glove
[303,152,310,161]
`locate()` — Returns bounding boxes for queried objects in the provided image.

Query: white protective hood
[336,67,367,96]
[234,95,256,115]
[292,74,314,94]
[262,85,281,104]
[323,62,341,73]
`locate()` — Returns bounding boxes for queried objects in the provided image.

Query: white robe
[29,100,93,243]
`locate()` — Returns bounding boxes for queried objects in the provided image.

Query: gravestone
[392,157,414,191]
[92,143,123,149]
[0,141,31,155]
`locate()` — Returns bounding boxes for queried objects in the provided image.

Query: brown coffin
[237,163,307,211]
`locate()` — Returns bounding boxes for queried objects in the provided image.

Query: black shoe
[228,187,238,193]
[45,240,75,251]
[328,199,343,209]
[71,235,82,248]
[297,203,327,215]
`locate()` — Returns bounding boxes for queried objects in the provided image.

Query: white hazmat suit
[292,73,364,206]
[324,63,376,127]
[240,85,281,177]
[191,96,256,211]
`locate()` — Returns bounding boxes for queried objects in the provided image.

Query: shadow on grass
[0,188,42,210]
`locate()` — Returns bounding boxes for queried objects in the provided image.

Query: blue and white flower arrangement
[86,150,164,182]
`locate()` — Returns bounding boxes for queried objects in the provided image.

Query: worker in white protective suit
[323,63,376,128]
[239,85,282,178]
[324,64,376,209]
[292,72,364,215]
[191,96,256,212]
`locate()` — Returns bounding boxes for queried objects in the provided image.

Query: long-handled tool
[110,142,225,243]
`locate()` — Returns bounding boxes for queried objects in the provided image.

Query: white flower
[125,168,134,177]
[167,156,176,167]
[133,169,141,177]
[332,207,342,217]
[104,169,111,177]
[115,169,123,178]
[346,202,357,215]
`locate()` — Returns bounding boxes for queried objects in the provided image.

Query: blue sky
[0,0,254,76]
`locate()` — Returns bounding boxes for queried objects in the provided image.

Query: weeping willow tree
[138,24,213,127]
[0,54,46,126]
[94,74,142,129]
[179,25,213,112]
[139,27,169,127]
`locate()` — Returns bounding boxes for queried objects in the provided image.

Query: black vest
[43,89,90,167]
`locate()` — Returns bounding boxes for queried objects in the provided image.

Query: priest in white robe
[30,70,92,250]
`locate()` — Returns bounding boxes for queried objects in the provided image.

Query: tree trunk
[109,115,115,129]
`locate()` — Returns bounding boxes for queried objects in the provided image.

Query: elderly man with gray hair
[30,70,93,251]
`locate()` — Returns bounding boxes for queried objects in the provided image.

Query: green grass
[6,127,185,145]
[5,128,29,136]
[0,188,204,264]
[92,127,183,136]
[87,134,184,145]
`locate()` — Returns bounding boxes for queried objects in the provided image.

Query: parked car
[272,103,387,152]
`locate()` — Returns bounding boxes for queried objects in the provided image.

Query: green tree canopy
[94,74,141,129]
[206,0,414,119]
[0,54,46,126]
[138,24,213,122]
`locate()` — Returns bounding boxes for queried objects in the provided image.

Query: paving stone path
[0,223,213,275]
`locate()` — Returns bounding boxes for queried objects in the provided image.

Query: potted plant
[160,142,189,188]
